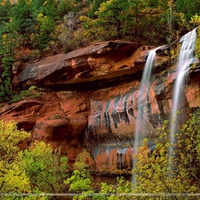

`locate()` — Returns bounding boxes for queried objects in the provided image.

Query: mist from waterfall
[168,28,197,174]
[132,48,157,185]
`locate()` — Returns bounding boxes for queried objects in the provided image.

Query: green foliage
[97,0,129,39]
[0,163,32,195]
[195,27,200,60]
[92,176,132,200]
[65,169,91,193]
[82,0,131,40]
[0,0,12,30]
[0,120,67,198]
[80,0,174,44]
[18,141,68,194]
[175,0,200,22]
[0,120,32,196]
[133,111,200,197]
[65,169,94,200]
[0,120,30,162]
[164,0,176,43]
[10,85,43,103]
[190,14,200,26]
[57,0,76,16]
[0,56,14,102]
[88,0,107,18]
[80,0,199,44]
[10,0,36,45]
[74,149,90,170]
[0,0,198,61]
[65,150,93,200]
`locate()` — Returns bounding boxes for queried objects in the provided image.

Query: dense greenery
[0,120,67,199]
[0,0,199,101]
[1,109,200,199]
[133,112,200,196]
[0,1,200,199]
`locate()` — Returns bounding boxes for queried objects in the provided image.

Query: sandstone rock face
[1,39,200,174]
[12,41,149,89]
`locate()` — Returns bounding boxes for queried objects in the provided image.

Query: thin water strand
[134,48,157,152]
[132,48,157,186]
[168,28,197,175]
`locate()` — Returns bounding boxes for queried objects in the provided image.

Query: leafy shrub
[132,110,200,196]
[10,86,43,103]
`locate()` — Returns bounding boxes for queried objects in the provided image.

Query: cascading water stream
[134,48,158,149]
[168,28,197,174]
[132,48,158,185]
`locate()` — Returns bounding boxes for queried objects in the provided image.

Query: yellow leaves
[74,149,90,171]
[178,12,186,26]
[0,121,33,194]
[190,13,200,26]
[133,109,200,194]
[43,0,47,6]
[26,0,32,6]
[1,0,11,6]
[0,163,32,194]
[195,28,200,60]
[36,13,44,22]
[2,33,7,39]
[0,120,30,161]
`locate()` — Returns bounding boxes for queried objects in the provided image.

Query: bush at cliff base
[0,120,67,199]
[132,110,200,198]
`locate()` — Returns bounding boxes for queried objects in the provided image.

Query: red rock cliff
[1,39,200,174]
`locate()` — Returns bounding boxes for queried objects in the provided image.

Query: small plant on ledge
[10,85,43,103]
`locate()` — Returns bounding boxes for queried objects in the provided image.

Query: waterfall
[134,48,157,151]
[168,28,197,174]
[132,48,157,185]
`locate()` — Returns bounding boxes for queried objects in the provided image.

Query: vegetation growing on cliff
[0,0,199,102]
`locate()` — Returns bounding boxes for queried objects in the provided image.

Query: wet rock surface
[1,39,200,174]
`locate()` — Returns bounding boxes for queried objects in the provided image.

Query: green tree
[80,0,131,40]
[0,162,32,196]
[18,141,68,196]
[31,0,59,53]
[0,2,18,102]
[166,1,176,41]
[0,120,30,162]
[88,0,107,18]
[10,0,36,47]
[175,0,200,22]
[65,169,92,193]
[64,150,94,200]
[80,0,170,44]
[95,0,129,39]
[190,13,200,27]
[32,12,56,53]
[30,0,45,10]
[73,149,90,171]
[132,111,200,198]
[0,0,12,26]
[0,56,14,102]
[0,120,33,198]
[57,0,76,17]
[96,177,132,200]
[0,120,67,198]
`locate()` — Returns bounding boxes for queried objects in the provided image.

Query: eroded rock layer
[1,38,200,173]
